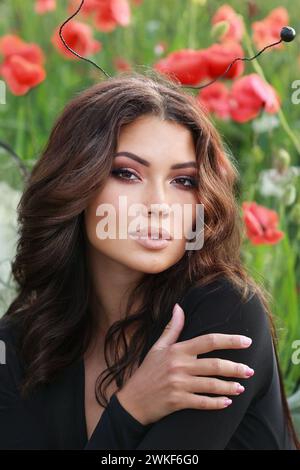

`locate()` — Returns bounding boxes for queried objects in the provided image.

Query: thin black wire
[59,0,112,78]
[59,0,283,88]
[182,39,282,90]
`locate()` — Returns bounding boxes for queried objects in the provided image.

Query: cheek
[84,184,119,246]
[84,182,145,257]
[171,192,199,241]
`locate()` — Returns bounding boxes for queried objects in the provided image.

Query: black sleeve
[0,281,275,450]
[85,282,275,450]
[0,322,49,450]
[0,319,152,450]
[84,393,153,450]
[132,286,275,450]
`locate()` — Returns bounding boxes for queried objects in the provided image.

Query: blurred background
[0,0,299,435]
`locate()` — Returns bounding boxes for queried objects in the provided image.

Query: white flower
[258,166,300,198]
[0,181,22,315]
[252,114,280,134]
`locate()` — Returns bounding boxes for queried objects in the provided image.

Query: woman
[0,71,299,450]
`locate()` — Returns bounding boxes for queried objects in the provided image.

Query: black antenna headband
[59,0,296,90]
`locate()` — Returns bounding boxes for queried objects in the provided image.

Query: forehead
[117,115,196,163]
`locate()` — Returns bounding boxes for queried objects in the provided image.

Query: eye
[111,168,140,182]
[172,176,198,189]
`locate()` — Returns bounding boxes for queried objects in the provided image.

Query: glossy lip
[129,226,172,240]
[129,227,172,250]
[129,235,171,250]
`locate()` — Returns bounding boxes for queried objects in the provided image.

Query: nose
[147,202,170,218]
[141,181,171,219]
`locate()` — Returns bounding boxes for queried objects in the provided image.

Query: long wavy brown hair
[4,69,299,449]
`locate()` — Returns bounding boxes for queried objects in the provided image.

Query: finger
[187,376,245,396]
[152,303,185,350]
[178,333,252,356]
[183,393,233,410]
[187,358,255,378]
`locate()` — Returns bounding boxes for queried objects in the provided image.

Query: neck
[86,242,145,347]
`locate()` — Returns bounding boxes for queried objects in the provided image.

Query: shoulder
[178,275,272,341]
[177,276,274,395]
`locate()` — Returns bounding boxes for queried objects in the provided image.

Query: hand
[116,303,255,426]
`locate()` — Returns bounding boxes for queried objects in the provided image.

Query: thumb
[153,303,185,350]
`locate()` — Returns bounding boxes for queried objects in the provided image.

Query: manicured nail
[173,303,182,315]
[236,383,245,393]
[245,367,254,377]
[241,336,252,346]
[224,398,232,407]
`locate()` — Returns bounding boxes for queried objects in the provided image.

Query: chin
[124,257,169,274]
[124,250,185,274]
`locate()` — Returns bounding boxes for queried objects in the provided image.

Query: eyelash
[111,168,198,189]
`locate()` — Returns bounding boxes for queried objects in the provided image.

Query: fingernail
[241,336,252,346]
[245,367,254,377]
[168,304,180,325]
[173,303,180,314]
[224,398,232,407]
[236,384,245,393]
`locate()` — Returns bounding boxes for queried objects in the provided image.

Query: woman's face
[84,114,199,274]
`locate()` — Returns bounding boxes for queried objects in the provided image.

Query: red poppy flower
[0,34,44,64]
[242,201,284,245]
[155,41,244,86]
[35,0,56,14]
[252,7,289,50]
[68,0,131,32]
[68,0,100,15]
[154,49,209,85]
[201,42,244,80]
[0,55,46,95]
[229,73,280,122]
[197,82,231,119]
[94,0,131,31]
[0,34,46,95]
[212,4,244,43]
[51,20,102,59]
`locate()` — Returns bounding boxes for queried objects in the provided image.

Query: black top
[0,276,296,450]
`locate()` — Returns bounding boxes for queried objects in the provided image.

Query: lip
[130,236,171,250]
[129,226,172,240]
[129,226,172,250]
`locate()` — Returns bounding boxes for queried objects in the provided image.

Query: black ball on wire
[280,26,296,42]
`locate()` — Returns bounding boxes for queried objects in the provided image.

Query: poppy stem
[243,26,300,156]
[0,140,30,180]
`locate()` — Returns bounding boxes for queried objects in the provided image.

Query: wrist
[115,388,150,426]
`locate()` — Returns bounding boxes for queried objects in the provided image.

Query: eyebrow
[114,151,197,170]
